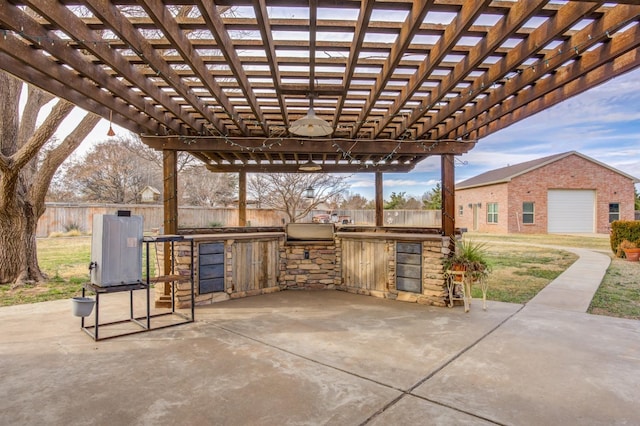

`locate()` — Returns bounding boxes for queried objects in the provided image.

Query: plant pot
[72,297,95,317]
[623,248,640,262]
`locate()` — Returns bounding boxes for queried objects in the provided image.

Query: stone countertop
[335,231,447,241]
[185,232,285,241]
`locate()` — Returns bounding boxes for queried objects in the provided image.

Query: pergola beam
[137,0,249,135]
[447,7,640,139]
[367,0,491,138]
[17,0,192,135]
[472,35,640,140]
[351,0,435,137]
[332,0,375,128]
[83,0,226,135]
[195,0,269,134]
[435,2,639,139]
[403,0,551,139]
[142,136,475,156]
[0,51,147,134]
[252,0,289,128]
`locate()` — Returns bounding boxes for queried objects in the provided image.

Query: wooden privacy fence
[37,203,441,237]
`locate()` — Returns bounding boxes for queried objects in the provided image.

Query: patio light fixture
[298,156,322,172]
[107,110,116,137]
[289,98,333,137]
[304,186,315,199]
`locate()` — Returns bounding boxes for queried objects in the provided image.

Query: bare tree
[0,72,100,285]
[64,138,158,203]
[121,133,197,173]
[248,173,349,223]
[180,166,237,207]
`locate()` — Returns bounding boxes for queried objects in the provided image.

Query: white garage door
[547,190,595,233]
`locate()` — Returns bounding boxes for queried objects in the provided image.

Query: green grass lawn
[0,236,157,306]
[470,243,578,304]
[588,257,640,320]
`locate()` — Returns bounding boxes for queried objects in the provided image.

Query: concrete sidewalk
[1,247,638,425]
[526,246,611,312]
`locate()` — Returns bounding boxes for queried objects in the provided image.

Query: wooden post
[441,154,456,251]
[159,151,178,305]
[238,171,247,226]
[375,171,383,227]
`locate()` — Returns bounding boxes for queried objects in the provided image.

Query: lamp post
[304,186,315,199]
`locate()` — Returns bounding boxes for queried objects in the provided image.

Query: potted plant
[619,239,640,262]
[443,239,492,280]
[443,239,492,311]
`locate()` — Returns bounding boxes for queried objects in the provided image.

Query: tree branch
[32,112,100,210]
[18,85,55,148]
[13,100,74,171]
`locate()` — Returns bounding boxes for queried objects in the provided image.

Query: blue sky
[57,67,640,201]
[349,67,640,200]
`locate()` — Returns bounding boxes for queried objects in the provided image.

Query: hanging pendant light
[299,155,322,172]
[107,110,116,137]
[289,97,333,137]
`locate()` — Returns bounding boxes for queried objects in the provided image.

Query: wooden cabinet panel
[341,239,387,291]
[232,239,279,291]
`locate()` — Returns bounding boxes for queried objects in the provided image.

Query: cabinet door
[396,242,422,293]
[199,242,224,294]
[232,239,279,291]
[341,239,387,291]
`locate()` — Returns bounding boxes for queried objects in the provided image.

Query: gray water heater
[90,213,143,286]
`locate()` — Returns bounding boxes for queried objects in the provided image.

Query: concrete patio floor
[1,288,639,425]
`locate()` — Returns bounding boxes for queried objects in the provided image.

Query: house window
[609,203,620,223]
[459,205,464,216]
[487,203,498,223]
[523,202,535,224]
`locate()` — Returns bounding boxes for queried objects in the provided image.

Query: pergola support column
[159,150,178,306]
[239,171,247,226]
[441,154,456,252]
[375,172,383,227]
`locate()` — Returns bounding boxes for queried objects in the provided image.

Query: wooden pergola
[2,0,639,237]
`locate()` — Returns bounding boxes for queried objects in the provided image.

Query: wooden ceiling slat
[137,0,249,135]
[0,51,146,134]
[418,0,604,139]
[252,0,289,127]
[440,3,640,139]
[462,21,640,140]
[351,0,435,137]
[11,0,183,134]
[474,46,640,140]
[396,0,549,139]
[195,0,268,134]
[83,0,227,135]
[360,0,492,139]
[309,0,318,95]
[332,0,375,126]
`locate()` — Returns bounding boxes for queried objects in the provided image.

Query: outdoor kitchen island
[157,225,455,308]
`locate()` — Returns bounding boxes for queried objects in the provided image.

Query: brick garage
[455,151,638,234]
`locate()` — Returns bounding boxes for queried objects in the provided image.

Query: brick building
[455,151,638,234]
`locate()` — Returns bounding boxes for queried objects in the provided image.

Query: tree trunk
[0,200,46,285]
[0,71,100,285]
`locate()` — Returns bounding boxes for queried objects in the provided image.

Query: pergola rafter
[434,2,640,140]
[0,0,637,172]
